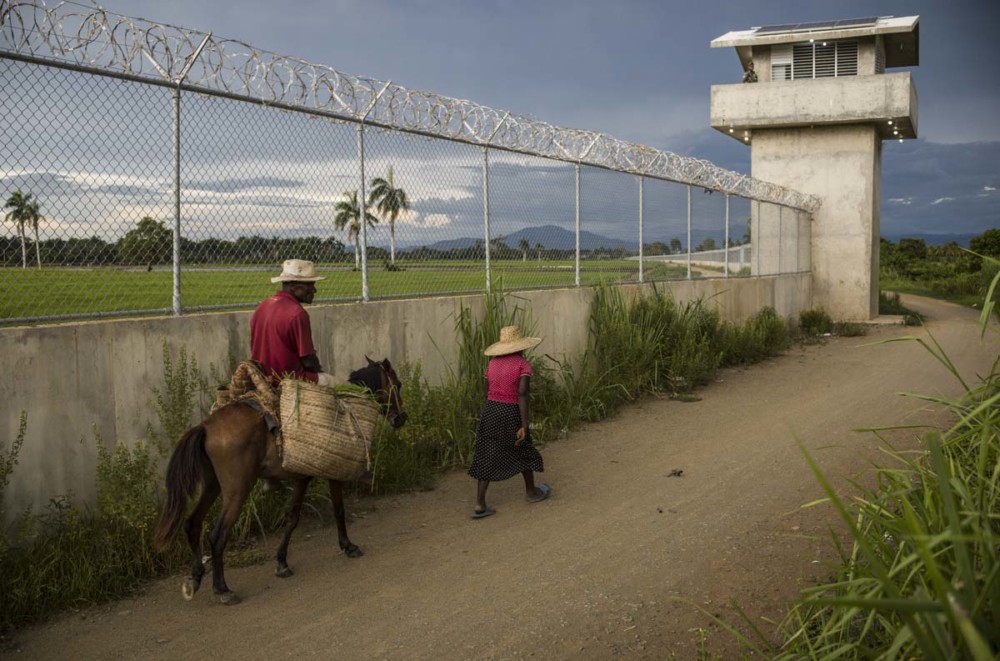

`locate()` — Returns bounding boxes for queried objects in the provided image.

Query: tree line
[4,170,752,268]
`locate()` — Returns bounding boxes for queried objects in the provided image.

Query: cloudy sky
[3,0,998,247]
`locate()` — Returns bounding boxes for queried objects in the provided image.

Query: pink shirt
[485,354,533,404]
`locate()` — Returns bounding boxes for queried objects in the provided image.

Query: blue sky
[4,0,998,245]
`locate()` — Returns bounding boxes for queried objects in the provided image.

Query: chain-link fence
[0,0,817,325]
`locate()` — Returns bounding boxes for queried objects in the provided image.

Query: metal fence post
[575,163,581,287]
[170,33,211,317]
[777,206,783,274]
[481,114,508,293]
[724,193,730,279]
[172,87,182,315]
[357,124,369,301]
[686,185,692,280]
[795,210,800,273]
[754,200,760,276]
[357,81,392,303]
[638,176,644,284]
[483,146,491,291]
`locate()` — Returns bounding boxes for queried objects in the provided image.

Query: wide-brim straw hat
[484,325,543,356]
[271,259,325,283]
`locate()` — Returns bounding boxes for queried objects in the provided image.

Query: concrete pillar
[751,125,880,319]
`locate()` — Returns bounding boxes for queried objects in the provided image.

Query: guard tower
[710,16,919,320]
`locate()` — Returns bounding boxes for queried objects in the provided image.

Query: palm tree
[3,190,41,269]
[334,190,378,270]
[367,165,410,266]
[519,238,530,262]
[27,199,43,269]
[534,243,544,261]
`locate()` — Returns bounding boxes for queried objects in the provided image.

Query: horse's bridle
[375,364,407,429]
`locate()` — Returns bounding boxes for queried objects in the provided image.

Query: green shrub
[799,308,834,336]
[152,343,207,451]
[0,411,27,568]
[95,429,160,545]
[832,321,867,337]
[374,361,453,490]
[717,307,790,366]
[0,412,26,518]
[0,427,187,630]
[879,291,923,325]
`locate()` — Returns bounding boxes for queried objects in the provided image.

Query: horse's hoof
[182,577,199,601]
[218,591,241,606]
[342,544,364,558]
[275,565,294,578]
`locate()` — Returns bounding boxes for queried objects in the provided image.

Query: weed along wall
[0,274,809,521]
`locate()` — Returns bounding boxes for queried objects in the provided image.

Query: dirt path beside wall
[5,295,997,659]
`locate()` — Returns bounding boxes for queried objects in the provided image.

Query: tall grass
[373,285,791,491]
[719,261,1000,659]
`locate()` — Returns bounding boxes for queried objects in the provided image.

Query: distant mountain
[881,232,976,247]
[421,225,637,252]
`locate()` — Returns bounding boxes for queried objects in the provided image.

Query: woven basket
[278,378,380,481]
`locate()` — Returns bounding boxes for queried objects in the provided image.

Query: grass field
[0,259,695,322]
[880,274,989,309]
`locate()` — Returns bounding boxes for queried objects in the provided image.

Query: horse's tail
[154,424,208,551]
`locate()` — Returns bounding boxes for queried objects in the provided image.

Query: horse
[153,357,407,605]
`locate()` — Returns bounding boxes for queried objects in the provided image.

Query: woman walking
[468,325,551,519]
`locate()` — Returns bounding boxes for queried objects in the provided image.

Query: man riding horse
[250,259,334,491]
[154,259,407,605]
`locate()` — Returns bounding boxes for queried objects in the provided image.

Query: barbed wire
[0,0,820,211]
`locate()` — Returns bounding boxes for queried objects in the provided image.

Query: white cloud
[930,197,954,205]
[386,209,455,228]
[409,188,475,203]
[416,213,451,228]
[984,186,996,192]
[388,208,428,227]
[888,197,912,205]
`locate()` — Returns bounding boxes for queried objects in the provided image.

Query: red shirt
[485,354,532,404]
[250,290,318,383]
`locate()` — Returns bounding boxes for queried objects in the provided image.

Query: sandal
[527,484,552,503]
[471,506,495,519]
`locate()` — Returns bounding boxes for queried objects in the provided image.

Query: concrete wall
[858,37,878,75]
[710,72,917,137]
[0,276,810,521]
[751,125,880,320]
[747,202,812,277]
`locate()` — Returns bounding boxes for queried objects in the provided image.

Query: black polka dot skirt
[468,400,544,481]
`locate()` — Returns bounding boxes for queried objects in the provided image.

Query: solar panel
[795,20,840,31]
[835,17,878,28]
[755,16,879,36]
[756,23,799,34]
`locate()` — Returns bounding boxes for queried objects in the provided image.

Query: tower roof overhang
[712,15,919,70]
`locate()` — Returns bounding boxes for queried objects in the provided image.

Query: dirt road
[6,295,997,660]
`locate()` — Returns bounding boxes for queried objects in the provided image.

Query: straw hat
[271,259,325,283]
[484,325,543,356]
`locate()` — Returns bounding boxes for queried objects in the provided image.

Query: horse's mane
[348,363,382,394]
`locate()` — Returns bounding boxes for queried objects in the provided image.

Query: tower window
[774,40,858,80]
